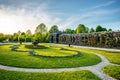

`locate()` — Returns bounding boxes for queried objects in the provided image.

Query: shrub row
[59,32,120,48]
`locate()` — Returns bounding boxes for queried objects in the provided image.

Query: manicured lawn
[102,65,120,79]
[0,69,101,80]
[0,44,101,68]
[75,48,120,64]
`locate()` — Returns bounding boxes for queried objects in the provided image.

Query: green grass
[0,69,101,80]
[74,48,120,64]
[102,65,120,79]
[0,44,101,68]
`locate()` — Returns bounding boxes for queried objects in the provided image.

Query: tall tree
[26,29,32,37]
[75,24,86,34]
[34,23,47,42]
[35,23,47,34]
[0,33,4,42]
[17,30,21,42]
[21,32,26,42]
[49,25,59,33]
[26,29,32,42]
[12,33,18,41]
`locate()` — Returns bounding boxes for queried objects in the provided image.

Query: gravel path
[0,43,120,80]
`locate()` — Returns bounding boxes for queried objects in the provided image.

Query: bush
[32,41,38,46]
[25,44,47,49]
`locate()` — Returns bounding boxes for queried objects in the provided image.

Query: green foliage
[12,33,18,41]
[0,44,101,68]
[42,32,50,42]
[25,44,47,49]
[96,25,107,32]
[49,25,59,33]
[85,27,89,33]
[90,28,95,33]
[75,24,88,34]
[26,29,32,42]
[103,66,120,79]
[34,23,48,42]
[108,28,112,31]
[0,69,101,80]
[0,33,4,42]
[4,34,12,42]
[35,23,47,34]
[65,28,75,34]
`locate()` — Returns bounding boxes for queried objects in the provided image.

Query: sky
[0,0,120,34]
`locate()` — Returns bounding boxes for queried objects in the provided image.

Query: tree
[12,33,18,42]
[85,27,89,33]
[96,25,108,32]
[42,32,50,42]
[75,24,86,34]
[102,28,107,31]
[90,28,95,33]
[34,23,47,42]
[21,32,26,42]
[17,30,21,43]
[96,25,103,32]
[65,28,75,34]
[26,29,32,42]
[49,25,59,33]
[4,34,12,42]
[35,23,47,34]
[0,33,4,42]
[108,29,112,31]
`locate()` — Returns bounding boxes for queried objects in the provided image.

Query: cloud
[80,0,116,11]
[0,0,119,34]
[0,2,62,34]
[59,8,120,30]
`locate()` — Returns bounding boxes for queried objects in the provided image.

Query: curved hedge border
[34,48,81,58]
[10,45,29,52]
[10,45,81,58]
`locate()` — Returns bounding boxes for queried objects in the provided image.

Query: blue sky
[0,0,120,34]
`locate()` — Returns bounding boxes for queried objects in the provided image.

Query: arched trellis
[58,32,120,48]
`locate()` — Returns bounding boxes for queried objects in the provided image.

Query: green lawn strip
[102,65,120,79]
[0,69,101,80]
[34,47,77,56]
[72,47,120,65]
[0,44,101,68]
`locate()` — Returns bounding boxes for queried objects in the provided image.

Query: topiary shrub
[32,41,38,46]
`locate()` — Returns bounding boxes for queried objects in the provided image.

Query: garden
[0,43,120,80]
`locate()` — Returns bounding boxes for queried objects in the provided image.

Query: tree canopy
[75,24,86,33]
[65,28,75,34]
[49,25,59,33]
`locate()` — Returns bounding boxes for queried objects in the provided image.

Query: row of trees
[65,24,112,34]
[0,23,113,43]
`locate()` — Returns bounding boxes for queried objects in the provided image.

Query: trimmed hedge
[59,32,120,48]
[25,44,48,49]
